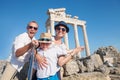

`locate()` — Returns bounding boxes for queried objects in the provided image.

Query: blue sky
[0,0,120,60]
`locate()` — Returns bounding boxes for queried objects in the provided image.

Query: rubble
[0,46,120,80]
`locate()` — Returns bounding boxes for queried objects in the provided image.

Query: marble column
[50,20,55,36]
[82,25,90,56]
[73,24,81,58]
[46,23,51,33]
[73,24,80,47]
[64,33,69,50]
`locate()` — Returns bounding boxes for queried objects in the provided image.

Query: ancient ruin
[46,8,90,57]
[0,8,120,80]
[62,46,120,80]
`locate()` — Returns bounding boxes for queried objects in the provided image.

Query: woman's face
[55,26,67,38]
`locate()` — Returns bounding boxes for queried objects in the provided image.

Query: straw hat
[38,33,52,43]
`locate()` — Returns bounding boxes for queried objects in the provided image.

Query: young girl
[34,32,84,80]
[34,33,67,80]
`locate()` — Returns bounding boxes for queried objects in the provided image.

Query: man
[1,21,39,80]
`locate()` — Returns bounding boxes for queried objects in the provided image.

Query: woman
[51,21,84,79]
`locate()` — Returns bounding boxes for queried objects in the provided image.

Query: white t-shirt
[9,32,36,72]
[51,36,67,52]
[35,45,67,78]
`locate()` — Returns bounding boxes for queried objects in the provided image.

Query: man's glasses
[56,27,66,32]
[28,26,38,30]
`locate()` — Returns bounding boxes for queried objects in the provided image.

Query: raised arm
[15,42,33,57]
[58,46,84,67]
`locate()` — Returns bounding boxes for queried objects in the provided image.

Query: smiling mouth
[30,32,35,34]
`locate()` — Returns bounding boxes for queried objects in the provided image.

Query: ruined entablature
[48,8,66,18]
[47,8,86,26]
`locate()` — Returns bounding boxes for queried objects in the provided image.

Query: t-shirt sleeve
[56,46,67,57]
[13,36,25,54]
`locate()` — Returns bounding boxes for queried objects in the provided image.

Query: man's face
[27,22,38,39]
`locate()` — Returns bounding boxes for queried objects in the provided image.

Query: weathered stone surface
[63,59,79,76]
[80,53,103,72]
[95,46,119,62]
[0,60,7,78]
[62,72,111,80]
[76,60,86,73]
[0,61,29,80]
[0,46,120,80]
[98,65,110,76]
[83,59,95,72]
[109,74,120,80]
[90,54,103,69]
[109,67,120,75]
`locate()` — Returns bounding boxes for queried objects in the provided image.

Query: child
[34,32,84,80]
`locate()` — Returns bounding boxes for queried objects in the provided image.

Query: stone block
[63,59,79,76]
[90,54,103,69]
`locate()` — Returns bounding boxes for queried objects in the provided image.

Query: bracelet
[35,43,40,49]
[70,53,74,58]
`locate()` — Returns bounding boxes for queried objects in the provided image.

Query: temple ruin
[46,8,90,57]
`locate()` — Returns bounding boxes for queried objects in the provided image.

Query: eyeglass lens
[40,38,51,41]
[57,27,66,32]
[29,26,38,30]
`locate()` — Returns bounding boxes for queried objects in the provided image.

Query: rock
[62,72,111,80]
[0,46,120,80]
[63,59,79,76]
[0,60,7,78]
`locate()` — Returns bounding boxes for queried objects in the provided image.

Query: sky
[0,0,120,60]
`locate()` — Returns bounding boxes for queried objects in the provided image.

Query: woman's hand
[72,46,84,55]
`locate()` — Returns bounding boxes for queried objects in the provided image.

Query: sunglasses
[56,27,66,32]
[39,38,51,41]
[28,26,38,30]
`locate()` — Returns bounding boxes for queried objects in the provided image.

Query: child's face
[40,43,51,50]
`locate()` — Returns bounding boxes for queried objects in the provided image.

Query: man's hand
[31,40,39,48]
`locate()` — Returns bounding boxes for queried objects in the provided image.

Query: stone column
[82,25,90,56]
[73,24,81,58]
[50,20,55,36]
[64,33,69,50]
[47,26,51,33]
[73,24,80,47]
[46,21,51,33]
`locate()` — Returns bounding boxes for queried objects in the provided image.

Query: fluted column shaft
[46,21,51,33]
[64,33,69,50]
[50,20,55,36]
[82,25,90,56]
[73,24,80,47]
[73,24,81,58]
